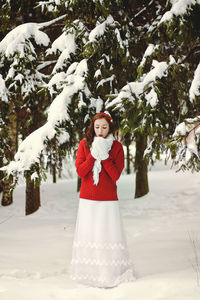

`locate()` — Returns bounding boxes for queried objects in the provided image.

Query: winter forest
[0,0,200,299]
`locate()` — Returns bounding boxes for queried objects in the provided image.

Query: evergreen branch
[180,45,200,64]
[38,14,66,30]
[173,121,200,141]
[184,122,200,146]
[37,60,57,71]
[131,0,154,21]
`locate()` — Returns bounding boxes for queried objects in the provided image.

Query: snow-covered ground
[0,160,200,300]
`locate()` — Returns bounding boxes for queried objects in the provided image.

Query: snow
[114,28,123,49]
[189,63,200,102]
[89,15,114,42]
[0,161,200,299]
[1,59,90,175]
[47,32,77,73]
[47,72,67,95]
[159,0,200,24]
[0,74,8,102]
[173,122,187,136]
[31,172,39,180]
[139,44,157,67]
[173,117,200,138]
[172,118,200,166]
[0,23,50,57]
[39,15,66,30]
[96,74,115,89]
[89,97,103,113]
[57,130,70,144]
[94,69,101,78]
[185,129,199,157]
[145,89,158,108]
[47,32,76,55]
[107,60,168,108]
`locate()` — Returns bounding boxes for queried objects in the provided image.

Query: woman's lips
[98,134,103,137]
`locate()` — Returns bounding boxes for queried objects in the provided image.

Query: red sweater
[75,139,124,201]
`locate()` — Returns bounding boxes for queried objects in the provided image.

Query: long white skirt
[69,198,135,288]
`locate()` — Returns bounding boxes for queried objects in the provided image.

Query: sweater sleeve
[101,143,124,182]
[75,140,96,178]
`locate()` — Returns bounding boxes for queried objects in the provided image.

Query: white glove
[91,137,109,160]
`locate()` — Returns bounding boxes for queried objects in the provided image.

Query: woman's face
[94,118,110,138]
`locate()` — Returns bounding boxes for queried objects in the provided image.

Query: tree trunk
[126,144,131,174]
[0,157,4,199]
[77,176,81,192]
[76,131,84,193]
[58,163,62,178]
[25,174,40,215]
[1,102,18,206]
[52,164,56,183]
[134,133,149,198]
[1,176,14,206]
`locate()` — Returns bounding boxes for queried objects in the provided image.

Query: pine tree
[38,0,156,198]
[106,1,169,197]
[157,1,200,171]
[2,0,200,209]
[0,18,51,210]
[138,0,200,171]
[3,0,139,188]
[108,1,200,196]
[0,0,170,201]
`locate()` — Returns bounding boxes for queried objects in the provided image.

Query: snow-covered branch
[38,14,66,30]
[88,15,114,42]
[131,0,154,21]
[37,0,63,12]
[159,0,200,24]
[96,74,115,89]
[37,60,57,71]
[107,60,168,109]
[172,116,200,168]
[47,31,77,73]
[189,63,200,102]
[0,15,67,58]
[0,23,50,57]
[0,74,8,102]
[1,59,90,175]
[138,44,159,68]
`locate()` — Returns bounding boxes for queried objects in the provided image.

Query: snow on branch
[88,15,114,42]
[37,60,57,71]
[0,24,50,57]
[107,60,168,109]
[38,15,66,30]
[0,74,8,102]
[139,44,158,68]
[1,59,90,175]
[189,63,200,102]
[131,0,154,21]
[159,0,200,24]
[172,116,200,167]
[0,15,66,58]
[45,19,88,74]
[87,15,126,52]
[37,0,62,12]
[47,31,77,73]
[97,74,115,89]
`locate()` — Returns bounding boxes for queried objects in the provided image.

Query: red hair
[84,113,115,148]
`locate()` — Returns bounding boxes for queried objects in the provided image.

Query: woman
[69,112,135,288]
